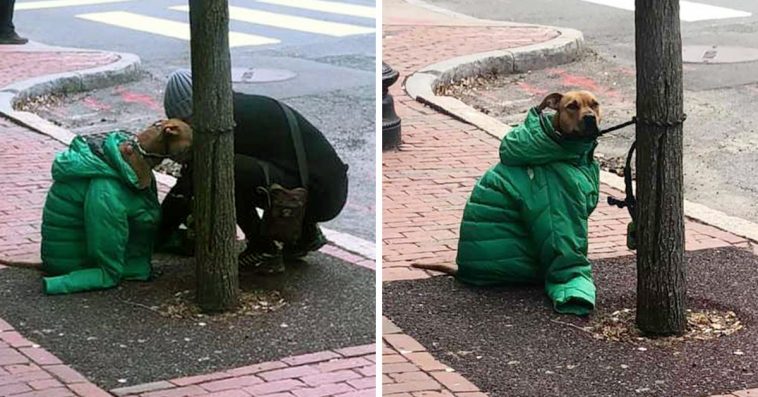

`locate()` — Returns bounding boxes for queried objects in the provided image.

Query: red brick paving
[0,322,110,396]
[0,50,119,89]
[382,25,559,75]
[382,6,757,397]
[382,317,483,397]
[0,116,62,263]
[109,346,375,397]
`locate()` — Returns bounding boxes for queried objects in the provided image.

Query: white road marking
[15,0,131,10]
[75,11,280,47]
[579,0,751,22]
[170,5,375,37]
[256,0,376,19]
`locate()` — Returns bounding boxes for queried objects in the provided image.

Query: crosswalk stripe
[171,5,374,37]
[256,0,376,19]
[15,0,131,10]
[76,11,281,47]
[580,0,751,22]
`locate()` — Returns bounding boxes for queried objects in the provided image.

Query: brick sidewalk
[2,311,374,397]
[382,7,755,397]
[111,345,375,397]
[0,47,119,89]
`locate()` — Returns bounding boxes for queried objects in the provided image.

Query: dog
[0,119,193,292]
[413,91,602,316]
[121,119,194,188]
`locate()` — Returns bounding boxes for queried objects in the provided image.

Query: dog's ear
[161,120,183,136]
[538,93,563,112]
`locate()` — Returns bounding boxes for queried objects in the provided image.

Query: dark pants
[0,0,16,35]
[159,154,348,250]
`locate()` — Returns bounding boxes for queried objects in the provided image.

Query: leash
[129,121,174,160]
[599,113,687,250]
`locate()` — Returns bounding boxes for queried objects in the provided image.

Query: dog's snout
[582,114,599,135]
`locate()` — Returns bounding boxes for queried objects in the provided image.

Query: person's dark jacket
[231,93,348,198]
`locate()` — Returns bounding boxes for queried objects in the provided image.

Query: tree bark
[634,0,686,335]
[189,0,239,312]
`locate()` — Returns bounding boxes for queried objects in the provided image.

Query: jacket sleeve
[43,179,127,294]
[528,171,596,316]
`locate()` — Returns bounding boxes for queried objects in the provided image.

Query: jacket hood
[499,107,597,167]
[51,132,141,188]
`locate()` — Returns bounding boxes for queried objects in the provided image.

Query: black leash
[598,117,637,136]
[599,113,687,250]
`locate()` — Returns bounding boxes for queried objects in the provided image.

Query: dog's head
[538,91,601,138]
[147,118,193,163]
[161,118,193,161]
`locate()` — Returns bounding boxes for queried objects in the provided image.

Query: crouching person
[158,69,349,274]
[40,120,193,294]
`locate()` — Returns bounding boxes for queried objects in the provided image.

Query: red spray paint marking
[560,73,601,92]
[82,96,112,111]
[117,88,162,111]
[516,81,548,97]
[552,70,623,100]
[616,66,635,77]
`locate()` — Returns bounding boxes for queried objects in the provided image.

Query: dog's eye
[567,102,579,110]
[590,101,599,108]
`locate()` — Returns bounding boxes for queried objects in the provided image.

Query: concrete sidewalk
[381,1,757,396]
[0,43,375,397]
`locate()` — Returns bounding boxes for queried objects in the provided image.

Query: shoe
[0,32,28,45]
[283,224,328,260]
[239,246,285,274]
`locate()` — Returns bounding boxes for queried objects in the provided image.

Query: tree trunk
[189,0,239,312]
[634,0,686,336]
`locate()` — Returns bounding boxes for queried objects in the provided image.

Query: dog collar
[129,121,174,160]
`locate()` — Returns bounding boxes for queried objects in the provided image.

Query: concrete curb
[403,23,758,244]
[0,49,141,146]
[0,51,141,113]
[405,27,584,140]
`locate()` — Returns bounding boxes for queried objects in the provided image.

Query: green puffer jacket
[40,132,160,295]
[455,108,600,315]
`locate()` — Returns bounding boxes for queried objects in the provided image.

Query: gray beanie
[164,69,193,120]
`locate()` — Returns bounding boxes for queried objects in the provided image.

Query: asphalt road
[13,0,376,241]
[426,0,758,224]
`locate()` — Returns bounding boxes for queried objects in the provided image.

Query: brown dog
[539,90,602,138]
[413,91,602,276]
[122,119,193,189]
[0,119,193,269]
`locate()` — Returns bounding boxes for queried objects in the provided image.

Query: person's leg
[0,0,28,44]
[156,167,194,253]
[284,168,348,259]
[0,0,13,34]
[234,154,299,273]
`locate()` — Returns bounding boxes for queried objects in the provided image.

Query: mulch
[0,252,375,389]
[384,247,758,397]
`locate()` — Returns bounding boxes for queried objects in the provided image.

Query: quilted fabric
[455,108,600,315]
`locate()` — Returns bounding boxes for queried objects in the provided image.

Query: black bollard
[382,63,401,150]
